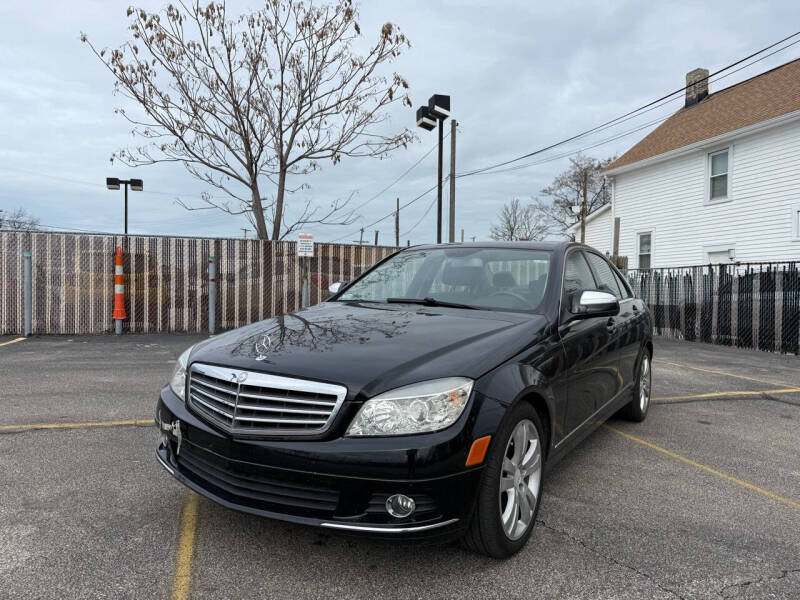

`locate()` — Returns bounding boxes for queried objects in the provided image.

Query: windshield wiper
[386,297,478,310]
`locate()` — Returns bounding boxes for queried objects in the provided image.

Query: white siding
[613,118,800,268]
[582,207,612,254]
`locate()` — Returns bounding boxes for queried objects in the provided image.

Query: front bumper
[155,387,483,541]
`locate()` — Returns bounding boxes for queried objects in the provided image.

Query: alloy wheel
[498,419,542,540]
[639,355,651,412]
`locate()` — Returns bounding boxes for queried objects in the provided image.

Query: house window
[709,150,729,200]
[638,232,652,270]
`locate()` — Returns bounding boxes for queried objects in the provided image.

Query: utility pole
[359,228,364,245]
[581,168,588,244]
[395,198,400,247]
[461,229,464,243]
[241,228,248,239]
[374,230,379,246]
[449,120,457,243]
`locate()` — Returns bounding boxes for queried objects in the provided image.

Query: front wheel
[461,403,545,558]
[619,352,651,422]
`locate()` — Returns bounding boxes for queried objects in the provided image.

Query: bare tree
[82,0,414,240]
[0,208,40,231]
[489,198,548,241]
[534,153,614,236]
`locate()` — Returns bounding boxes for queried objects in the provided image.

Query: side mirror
[569,290,619,319]
[328,281,347,294]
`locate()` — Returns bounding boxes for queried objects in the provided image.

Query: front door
[559,250,622,434]
[585,251,640,393]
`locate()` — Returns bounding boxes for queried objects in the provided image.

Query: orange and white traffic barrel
[113,246,126,334]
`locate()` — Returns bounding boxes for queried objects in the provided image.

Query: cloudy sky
[1,0,799,244]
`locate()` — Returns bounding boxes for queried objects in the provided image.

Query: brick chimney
[685,68,709,107]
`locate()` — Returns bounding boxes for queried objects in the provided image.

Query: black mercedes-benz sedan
[155,242,652,558]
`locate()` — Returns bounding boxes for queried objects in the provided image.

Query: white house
[568,203,612,252]
[577,58,800,269]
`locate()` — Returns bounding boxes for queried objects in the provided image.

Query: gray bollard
[23,251,32,336]
[300,258,309,308]
[209,256,216,335]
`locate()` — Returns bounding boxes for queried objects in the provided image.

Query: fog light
[385,494,416,518]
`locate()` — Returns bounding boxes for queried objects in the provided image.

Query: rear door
[558,250,622,434]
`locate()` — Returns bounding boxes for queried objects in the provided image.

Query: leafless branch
[83,0,414,240]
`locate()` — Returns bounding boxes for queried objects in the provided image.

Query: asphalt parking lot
[1,334,799,599]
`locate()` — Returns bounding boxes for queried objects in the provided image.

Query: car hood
[190,301,548,399]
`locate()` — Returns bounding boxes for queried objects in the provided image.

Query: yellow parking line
[604,424,800,512]
[656,388,800,402]
[0,337,25,347]
[660,360,797,389]
[172,492,200,600]
[0,419,153,432]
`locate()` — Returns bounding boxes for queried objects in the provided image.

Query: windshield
[336,247,551,312]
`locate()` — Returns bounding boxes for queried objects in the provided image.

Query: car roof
[405,240,578,252]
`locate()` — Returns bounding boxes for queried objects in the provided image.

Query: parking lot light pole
[106,178,143,235]
[23,250,32,336]
[416,94,451,243]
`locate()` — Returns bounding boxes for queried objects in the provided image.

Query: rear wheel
[619,352,651,422]
[461,403,544,558]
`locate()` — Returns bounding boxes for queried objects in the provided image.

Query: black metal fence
[626,262,800,355]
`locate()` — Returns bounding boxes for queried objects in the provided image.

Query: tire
[619,350,652,422]
[461,402,545,559]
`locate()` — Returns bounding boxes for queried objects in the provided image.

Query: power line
[327,33,800,244]
[455,30,800,179]
[467,114,670,177]
[30,223,109,233]
[475,37,800,178]
[328,177,446,243]
[0,166,196,198]
[400,195,438,238]
[350,131,451,214]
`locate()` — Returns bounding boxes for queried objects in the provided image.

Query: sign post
[298,233,314,308]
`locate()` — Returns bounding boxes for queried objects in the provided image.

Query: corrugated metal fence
[0,232,397,335]
[626,262,800,354]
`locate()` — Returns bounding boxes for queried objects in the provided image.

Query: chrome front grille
[188,363,347,436]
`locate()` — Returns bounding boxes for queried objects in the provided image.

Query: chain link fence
[0,231,396,335]
[4,233,799,353]
[626,262,800,354]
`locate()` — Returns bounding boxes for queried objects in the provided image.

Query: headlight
[169,345,195,401]
[346,377,473,436]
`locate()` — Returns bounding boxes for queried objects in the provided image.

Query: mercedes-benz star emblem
[254,334,273,361]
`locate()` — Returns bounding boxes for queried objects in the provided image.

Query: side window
[612,268,633,299]
[563,251,596,294]
[585,253,623,299]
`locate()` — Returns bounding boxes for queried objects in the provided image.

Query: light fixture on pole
[416,94,450,243]
[106,177,143,234]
